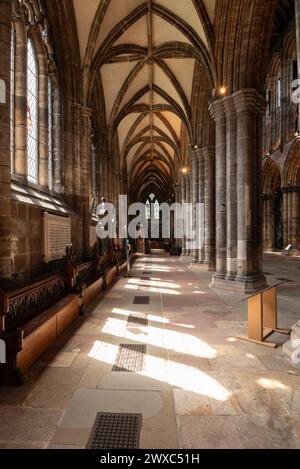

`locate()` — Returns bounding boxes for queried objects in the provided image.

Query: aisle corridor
[0,254,300,449]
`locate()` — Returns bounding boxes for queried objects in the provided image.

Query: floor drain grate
[112,344,146,372]
[127,315,148,327]
[133,296,150,305]
[86,412,142,449]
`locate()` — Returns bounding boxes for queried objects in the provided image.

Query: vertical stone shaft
[224,97,237,280]
[190,151,198,261]
[204,147,215,271]
[198,151,205,263]
[52,78,62,193]
[14,16,27,176]
[0,0,12,279]
[210,100,227,279]
[80,106,92,257]
[234,90,265,286]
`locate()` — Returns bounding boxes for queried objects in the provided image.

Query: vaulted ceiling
[72,0,216,200]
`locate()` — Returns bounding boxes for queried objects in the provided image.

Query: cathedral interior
[0,0,300,451]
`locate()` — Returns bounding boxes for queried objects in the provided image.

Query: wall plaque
[43,212,71,262]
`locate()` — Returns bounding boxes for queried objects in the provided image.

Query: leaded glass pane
[27,39,38,183]
[145,200,151,220]
[154,199,160,220]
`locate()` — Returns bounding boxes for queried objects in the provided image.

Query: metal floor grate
[133,296,150,305]
[127,315,148,327]
[112,344,147,372]
[86,412,142,449]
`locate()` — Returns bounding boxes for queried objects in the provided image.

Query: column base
[210,274,268,295]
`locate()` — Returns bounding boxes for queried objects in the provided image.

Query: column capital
[81,105,93,118]
[209,98,226,121]
[223,95,235,116]
[232,89,266,116]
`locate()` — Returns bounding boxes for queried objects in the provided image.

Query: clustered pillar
[210,90,267,293]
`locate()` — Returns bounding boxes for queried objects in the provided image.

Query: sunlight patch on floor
[88,340,230,402]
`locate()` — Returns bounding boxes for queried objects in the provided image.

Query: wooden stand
[237,282,291,348]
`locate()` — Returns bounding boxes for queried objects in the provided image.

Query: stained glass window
[154,199,160,220]
[10,26,15,173]
[48,78,53,190]
[145,200,151,220]
[277,78,281,108]
[27,38,38,183]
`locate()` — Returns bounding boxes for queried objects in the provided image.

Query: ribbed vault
[72,0,216,200]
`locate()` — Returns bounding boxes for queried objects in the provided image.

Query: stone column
[190,150,198,262]
[295,0,300,131]
[263,195,275,251]
[14,14,27,177]
[293,188,300,250]
[173,184,181,249]
[288,190,293,247]
[80,106,92,257]
[283,188,289,248]
[224,96,237,280]
[289,187,300,250]
[180,175,186,255]
[203,147,216,271]
[198,150,205,263]
[233,89,266,292]
[186,173,192,256]
[52,75,62,193]
[0,0,12,279]
[210,100,227,282]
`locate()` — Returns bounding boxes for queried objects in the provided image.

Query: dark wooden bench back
[0,273,68,333]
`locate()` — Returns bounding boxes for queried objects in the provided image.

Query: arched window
[145,199,151,220]
[10,26,15,173]
[277,77,281,108]
[48,78,53,190]
[27,38,38,183]
[154,199,160,220]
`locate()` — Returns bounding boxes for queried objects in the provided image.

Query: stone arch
[283,139,300,186]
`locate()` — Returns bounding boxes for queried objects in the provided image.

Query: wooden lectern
[237,282,291,348]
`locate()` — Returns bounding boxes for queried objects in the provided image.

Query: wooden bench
[0,245,130,386]
[0,273,79,385]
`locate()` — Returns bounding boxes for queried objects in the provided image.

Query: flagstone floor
[0,252,300,449]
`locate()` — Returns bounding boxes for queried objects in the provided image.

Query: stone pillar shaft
[204,147,215,271]
[14,16,27,176]
[80,106,92,257]
[210,100,227,279]
[295,0,300,131]
[233,90,266,289]
[224,97,237,280]
[263,196,275,250]
[190,151,198,262]
[0,0,12,279]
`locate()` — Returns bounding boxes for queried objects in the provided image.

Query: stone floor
[0,252,300,449]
